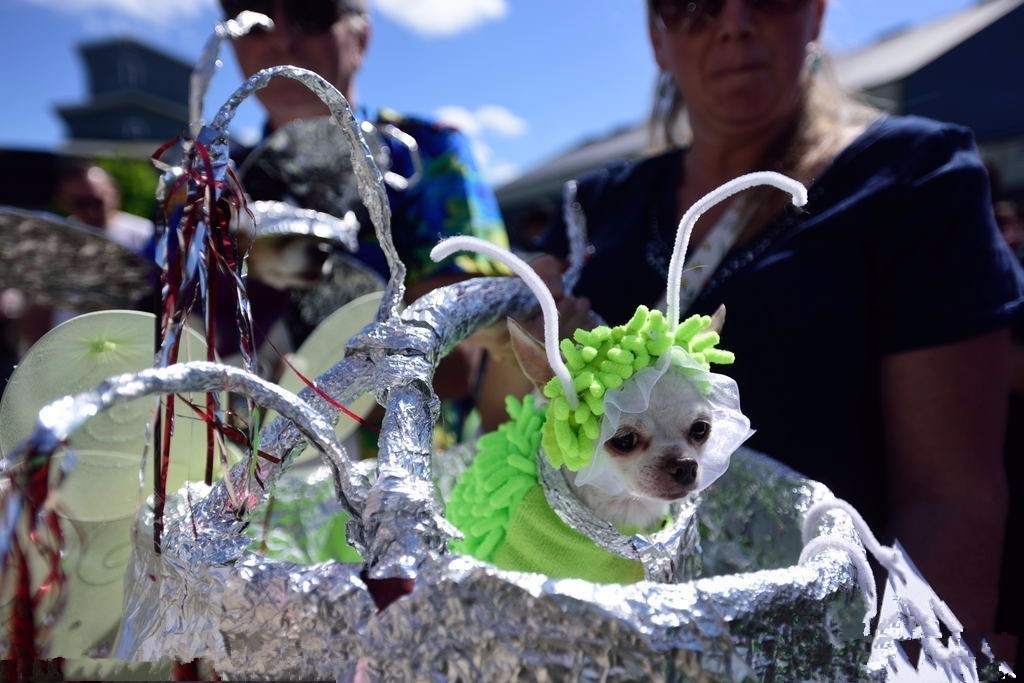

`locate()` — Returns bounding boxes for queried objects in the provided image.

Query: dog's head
[509,305,745,509]
[244,234,333,290]
[597,365,713,501]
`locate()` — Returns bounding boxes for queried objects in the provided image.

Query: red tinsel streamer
[7,544,38,673]
[176,395,281,465]
[261,331,380,436]
[1,445,67,677]
[150,136,259,551]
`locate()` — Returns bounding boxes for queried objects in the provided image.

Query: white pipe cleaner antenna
[799,498,977,676]
[665,171,808,328]
[430,236,579,409]
[799,498,907,635]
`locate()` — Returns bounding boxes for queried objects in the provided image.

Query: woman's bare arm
[882,328,1010,649]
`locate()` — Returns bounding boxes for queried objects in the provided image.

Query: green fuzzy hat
[432,172,808,474]
[540,305,735,471]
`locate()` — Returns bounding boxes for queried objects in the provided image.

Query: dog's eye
[608,430,639,452]
[689,420,711,444]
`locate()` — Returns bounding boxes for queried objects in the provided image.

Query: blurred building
[0,38,186,211]
[55,37,191,159]
[497,0,1024,245]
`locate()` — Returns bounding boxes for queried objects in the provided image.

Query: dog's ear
[708,304,726,335]
[508,317,556,392]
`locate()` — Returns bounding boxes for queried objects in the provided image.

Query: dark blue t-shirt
[542,115,1024,531]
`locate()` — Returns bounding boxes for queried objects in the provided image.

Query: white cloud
[435,106,482,137]
[373,0,507,38]
[484,160,520,186]
[470,138,493,167]
[475,105,527,137]
[470,139,520,186]
[434,106,525,185]
[21,0,212,26]
[435,104,527,139]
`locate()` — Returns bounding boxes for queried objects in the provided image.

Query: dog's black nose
[668,458,698,487]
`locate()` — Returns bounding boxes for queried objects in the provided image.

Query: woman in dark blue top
[516,0,1024,657]
[544,113,1024,530]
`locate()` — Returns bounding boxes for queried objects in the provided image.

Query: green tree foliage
[98,157,158,219]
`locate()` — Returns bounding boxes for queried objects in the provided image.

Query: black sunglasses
[650,0,810,32]
[221,0,348,35]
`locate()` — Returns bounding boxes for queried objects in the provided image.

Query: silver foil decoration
[0,362,368,530]
[373,121,424,191]
[536,449,701,583]
[0,54,994,682]
[210,65,405,321]
[188,11,274,134]
[239,199,360,251]
[237,116,381,222]
[112,446,872,681]
[0,206,154,310]
[148,275,537,572]
[100,267,871,679]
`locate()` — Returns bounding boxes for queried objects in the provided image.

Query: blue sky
[0,0,982,187]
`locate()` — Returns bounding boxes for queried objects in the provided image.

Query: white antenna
[430,237,579,409]
[665,172,808,328]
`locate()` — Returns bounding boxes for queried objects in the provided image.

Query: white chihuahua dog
[433,172,806,580]
[506,311,727,532]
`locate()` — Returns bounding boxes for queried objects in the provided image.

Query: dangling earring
[651,70,686,149]
[654,71,680,126]
[805,41,823,74]
[656,71,676,110]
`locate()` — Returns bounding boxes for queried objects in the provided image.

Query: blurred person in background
[201,0,514,622]
[217,0,510,444]
[988,161,1024,672]
[0,160,156,366]
[54,159,154,255]
[482,0,1023,660]
[49,160,155,327]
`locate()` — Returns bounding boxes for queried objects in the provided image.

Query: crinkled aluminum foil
[237,116,376,221]
[0,362,368,559]
[111,445,871,681]
[0,206,154,310]
[154,275,538,573]
[0,61,967,681]
[0,251,873,679]
[209,65,406,321]
[536,450,701,584]
[108,267,869,679]
[239,200,360,251]
[188,10,273,132]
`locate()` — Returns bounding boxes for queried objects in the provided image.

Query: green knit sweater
[446,394,645,583]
